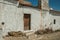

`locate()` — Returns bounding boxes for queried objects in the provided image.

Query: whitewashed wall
[2,5,24,36]
[0,0,50,36]
[52,16,60,31]
[50,12,60,31]
[42,10,52,29]
[0,1,42,36]
[23,7,41,31]
[0,0,4,25]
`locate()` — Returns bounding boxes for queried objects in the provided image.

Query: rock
[35,28,53,35]
[7,31,26,37]
[35,30,45,35]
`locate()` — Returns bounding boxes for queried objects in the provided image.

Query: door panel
[24,14,31,30]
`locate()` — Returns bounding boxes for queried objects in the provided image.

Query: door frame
[24,14,31,30]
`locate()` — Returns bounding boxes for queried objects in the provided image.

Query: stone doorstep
[23,30,35,36]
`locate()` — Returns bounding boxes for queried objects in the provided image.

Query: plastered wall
[0,0,50,36]
[0,1,42,35]
[50,11,60,31]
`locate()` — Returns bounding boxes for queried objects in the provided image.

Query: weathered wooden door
[24,14,31,30]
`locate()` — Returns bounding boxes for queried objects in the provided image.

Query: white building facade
[0,0,54,37]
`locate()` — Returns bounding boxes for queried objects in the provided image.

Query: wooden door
[24,14,31,30]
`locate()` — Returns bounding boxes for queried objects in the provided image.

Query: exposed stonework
[41,0,49,10]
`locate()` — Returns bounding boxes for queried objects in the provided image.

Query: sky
[49,0,60,11]
[26,0,60,11]
[26,0,38,6]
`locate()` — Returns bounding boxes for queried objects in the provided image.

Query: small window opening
[54,19,56,24]
[1,22,5,25]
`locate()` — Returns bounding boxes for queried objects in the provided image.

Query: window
[1,22,5,25]
[54,19,56,24]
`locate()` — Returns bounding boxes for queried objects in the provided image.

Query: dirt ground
[37,32,60,40]
[4,31,60,40]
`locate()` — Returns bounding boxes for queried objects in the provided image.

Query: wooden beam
[18,0,32,6]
